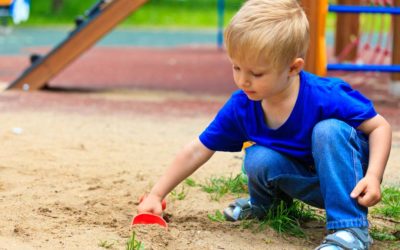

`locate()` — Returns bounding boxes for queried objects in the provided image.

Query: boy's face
[230,58,294,101]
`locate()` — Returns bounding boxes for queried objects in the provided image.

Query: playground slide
[7,0,148,91]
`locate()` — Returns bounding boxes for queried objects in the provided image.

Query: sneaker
[223,197,266,221]
[315,227,373,250]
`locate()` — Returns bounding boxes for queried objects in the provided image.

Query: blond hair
[224,0,309,72]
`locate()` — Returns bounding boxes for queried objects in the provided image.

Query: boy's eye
[233,66,240,71]
[252,72,263,77]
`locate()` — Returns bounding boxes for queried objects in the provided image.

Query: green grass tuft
[184,178,197,187]
[240,201,323,238]
[207,210,226,222]
[170,185,187,200]
[98,240,114,249]
[126,231,144,250]
[370,227,398,241]
[200,174,248,201]
[372,186,400,220]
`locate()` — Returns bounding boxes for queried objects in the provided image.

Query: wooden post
[334,0,360,62]
[302,0,328,76]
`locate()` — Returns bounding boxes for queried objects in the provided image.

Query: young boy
[138,0,392,249]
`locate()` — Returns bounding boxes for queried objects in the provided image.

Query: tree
[52,0,63,13]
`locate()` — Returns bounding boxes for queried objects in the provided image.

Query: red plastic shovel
[131,213,168,228]
[131,196,168,228]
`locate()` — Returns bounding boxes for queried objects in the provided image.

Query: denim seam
[350,128,369,220]
[350,128,359,182]
[327,218,369,230]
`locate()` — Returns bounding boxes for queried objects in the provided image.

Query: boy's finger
[350,182,366,198]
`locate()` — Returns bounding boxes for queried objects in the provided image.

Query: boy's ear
[289,58,304,76]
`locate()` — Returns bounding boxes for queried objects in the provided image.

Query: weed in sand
[241,201,323,238]
[126,231,144,250]
[208,210,226,222]
[258,202,306,238]
[171,185,187,200]
[372,186,400,220]
[370,227,397,241]
[287,201,325,223]
[98,240,114,249]
[184,178,197,187]
[200,174,248,201]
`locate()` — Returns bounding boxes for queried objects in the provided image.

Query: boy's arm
[351,114,392,207]
[138,138,215,215]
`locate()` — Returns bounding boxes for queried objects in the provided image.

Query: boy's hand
[350,175,381,207]
[137,194,164,216]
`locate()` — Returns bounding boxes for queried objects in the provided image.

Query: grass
[200,174,248,201]
[370,227,398,241]
[193,175,400,241]
[170,185,187,200]
[126,231,144,250]
[241,201,324,238]
[198,174,324,237]
[207,210,226,222]
[98,240,114,249]
[372,186,400,220]
[369,186,400,244]
[184,178,197,187]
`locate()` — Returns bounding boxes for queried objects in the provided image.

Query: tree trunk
[52,0,64,12]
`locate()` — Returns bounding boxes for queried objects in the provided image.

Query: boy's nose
[238,74,251,87]
[241,79,251,88]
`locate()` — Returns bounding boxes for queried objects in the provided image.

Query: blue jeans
[244,119,369,230]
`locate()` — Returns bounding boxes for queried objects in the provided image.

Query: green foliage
[240,201,323,238]
[126,231,144,250]
[25,0,243,27]
[98,240,114,249]
[170,185,187,200]
[184,178,197,187]
[286,201,325,223]
[258,201,323,238]
[207,210,226,222]
[372,186,400,220]
[370,227,397,241]
[200,174,248,201]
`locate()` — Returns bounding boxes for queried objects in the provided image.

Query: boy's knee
[312,119,350,144]
[244,147,263,177]
[244,146,279,178]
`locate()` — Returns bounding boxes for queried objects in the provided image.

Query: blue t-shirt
[199,71,377,165]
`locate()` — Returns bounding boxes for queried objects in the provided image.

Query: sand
[0,89,398,249]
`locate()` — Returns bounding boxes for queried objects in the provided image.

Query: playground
[0,0,399,249]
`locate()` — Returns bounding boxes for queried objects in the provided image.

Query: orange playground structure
[302,0,400,84]
[6,0,400,91]
[0,0,13,5]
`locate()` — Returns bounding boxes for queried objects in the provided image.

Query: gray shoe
[223,198,266,221]
[315,227,373,250]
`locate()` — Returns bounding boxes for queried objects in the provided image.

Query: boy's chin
[245,95,262,101]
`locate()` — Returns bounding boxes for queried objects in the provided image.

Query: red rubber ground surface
[0,46,399,127]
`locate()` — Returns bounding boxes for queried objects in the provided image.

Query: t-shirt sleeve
[199,95,247,152]
[326,82,377,128]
